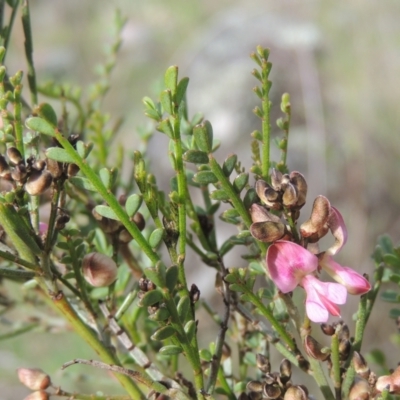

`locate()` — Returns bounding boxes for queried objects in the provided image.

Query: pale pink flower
[266,237,370,323]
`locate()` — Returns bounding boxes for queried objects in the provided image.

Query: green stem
[0,267,35,280]
[240,285,295,350]
[53,391,131,400]
[341,293,369,397]
[308,357,335,400]
[0,248,39,270]
[331,333,341,400]
[54,131,159,265]
[217,367,236,400]
[21,0,38,105]
[164,294,205,399]
[208,155,256,232]
[0,321,38,340]
[52,291,145,399]
[1,0,18,61]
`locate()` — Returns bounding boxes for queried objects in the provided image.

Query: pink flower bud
[17,368,51,390]
[82,252,118,287]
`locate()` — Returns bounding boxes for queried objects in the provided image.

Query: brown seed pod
[352,351,370,379]
[304,335,330,361]
[46,158,63,179]
[118,229,133,244]
[7,147,23,165]
[349,376,371,400]
[279,358,292,384]
[82,252,118,287]
[67,163,80,177]
[23,392,49,400]
[11,163,27,181]
[25,170,52,195]
[17,367,51,390]
[256,353,271,374]
[132,212,145,231]
[246,380,263,393]
[263,383,281,399]
[283,385,308,400]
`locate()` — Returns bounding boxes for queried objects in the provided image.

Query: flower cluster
[251,172,370,323]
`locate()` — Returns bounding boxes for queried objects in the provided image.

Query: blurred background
[2,0,400,398]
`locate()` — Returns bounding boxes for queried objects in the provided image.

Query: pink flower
[319,255,371,295]
[266,238,370,323]
[302,275,347,323]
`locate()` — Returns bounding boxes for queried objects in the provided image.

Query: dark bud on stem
[256,353,271,374]
[189,284,200,304]
[353,351,370,379]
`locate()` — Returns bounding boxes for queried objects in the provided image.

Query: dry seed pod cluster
[250,169,307,243]
[0,147,53,195]
[242,355,309,400]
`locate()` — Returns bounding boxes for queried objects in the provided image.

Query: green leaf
[26,117,55,136]
[193,171,218,185]
[193,121,213,153]
[160,89,173,115]
[177,295,190,321]
[229,284,243,292]
[222,154,237,177]
[149,228,164,248]
[381,290,399,303]
[383,253,400,269]
[143,267,165,288]
[139,289,164,307]
[389,308,400,319]
[99,168,111,189]
[69,177,97,192]
[183,149,209,164]
[164,66,178,96]
[224,273,238,284]
[93,205,120,221]
[233,173,249,193]
[184,320,196,341]
[0,203,41,263]
[243,188,258,209]
[210,189,230,201]
[176,77,189,105]
[199,348,212,362]
[165,265,179,292]
[151,325,176,341]
[157,119,174,138]
[159,345,182,356]
[125,194,142,217]
[46,147,75,163]
[148,306,170,322]
[243,351,257,366]
[36,103,57,127]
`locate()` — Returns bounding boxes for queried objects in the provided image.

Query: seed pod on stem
[82,252,118,287]
[17,367,51,390]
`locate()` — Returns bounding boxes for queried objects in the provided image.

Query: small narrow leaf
[165,265,179,292]
[233,173,249,193]
[199,349,212,362]
[222,154,237,177]
[46,147,76,163]
[177,295,190,321]
[183,149,209,164]
[157,119,174,138]
[69,177,97,192]
[176,77,189,105]
[164,66,178,96]
[210,189,230,201]
[148,306,170,322]
[160,89,173,115]
[151,325,176,341]
[94,205,120,221]
[139,289,164,307]
[26,117,55,136]
[149,228,164,248]
[125,194,142,217]
[159,345,182,356]
[35,103,57,127]
[229,284,244,292]
[184,320,196,341]
[99,168,111,189]
[193,122,212,153]
[143,267,165,288]
[193,171,218,185]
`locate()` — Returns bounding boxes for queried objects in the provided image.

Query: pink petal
[319,255,371,295]
[39,222,48,235]
[302,275,347,323]
[266,241,318,293]
[326,206,348,255]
